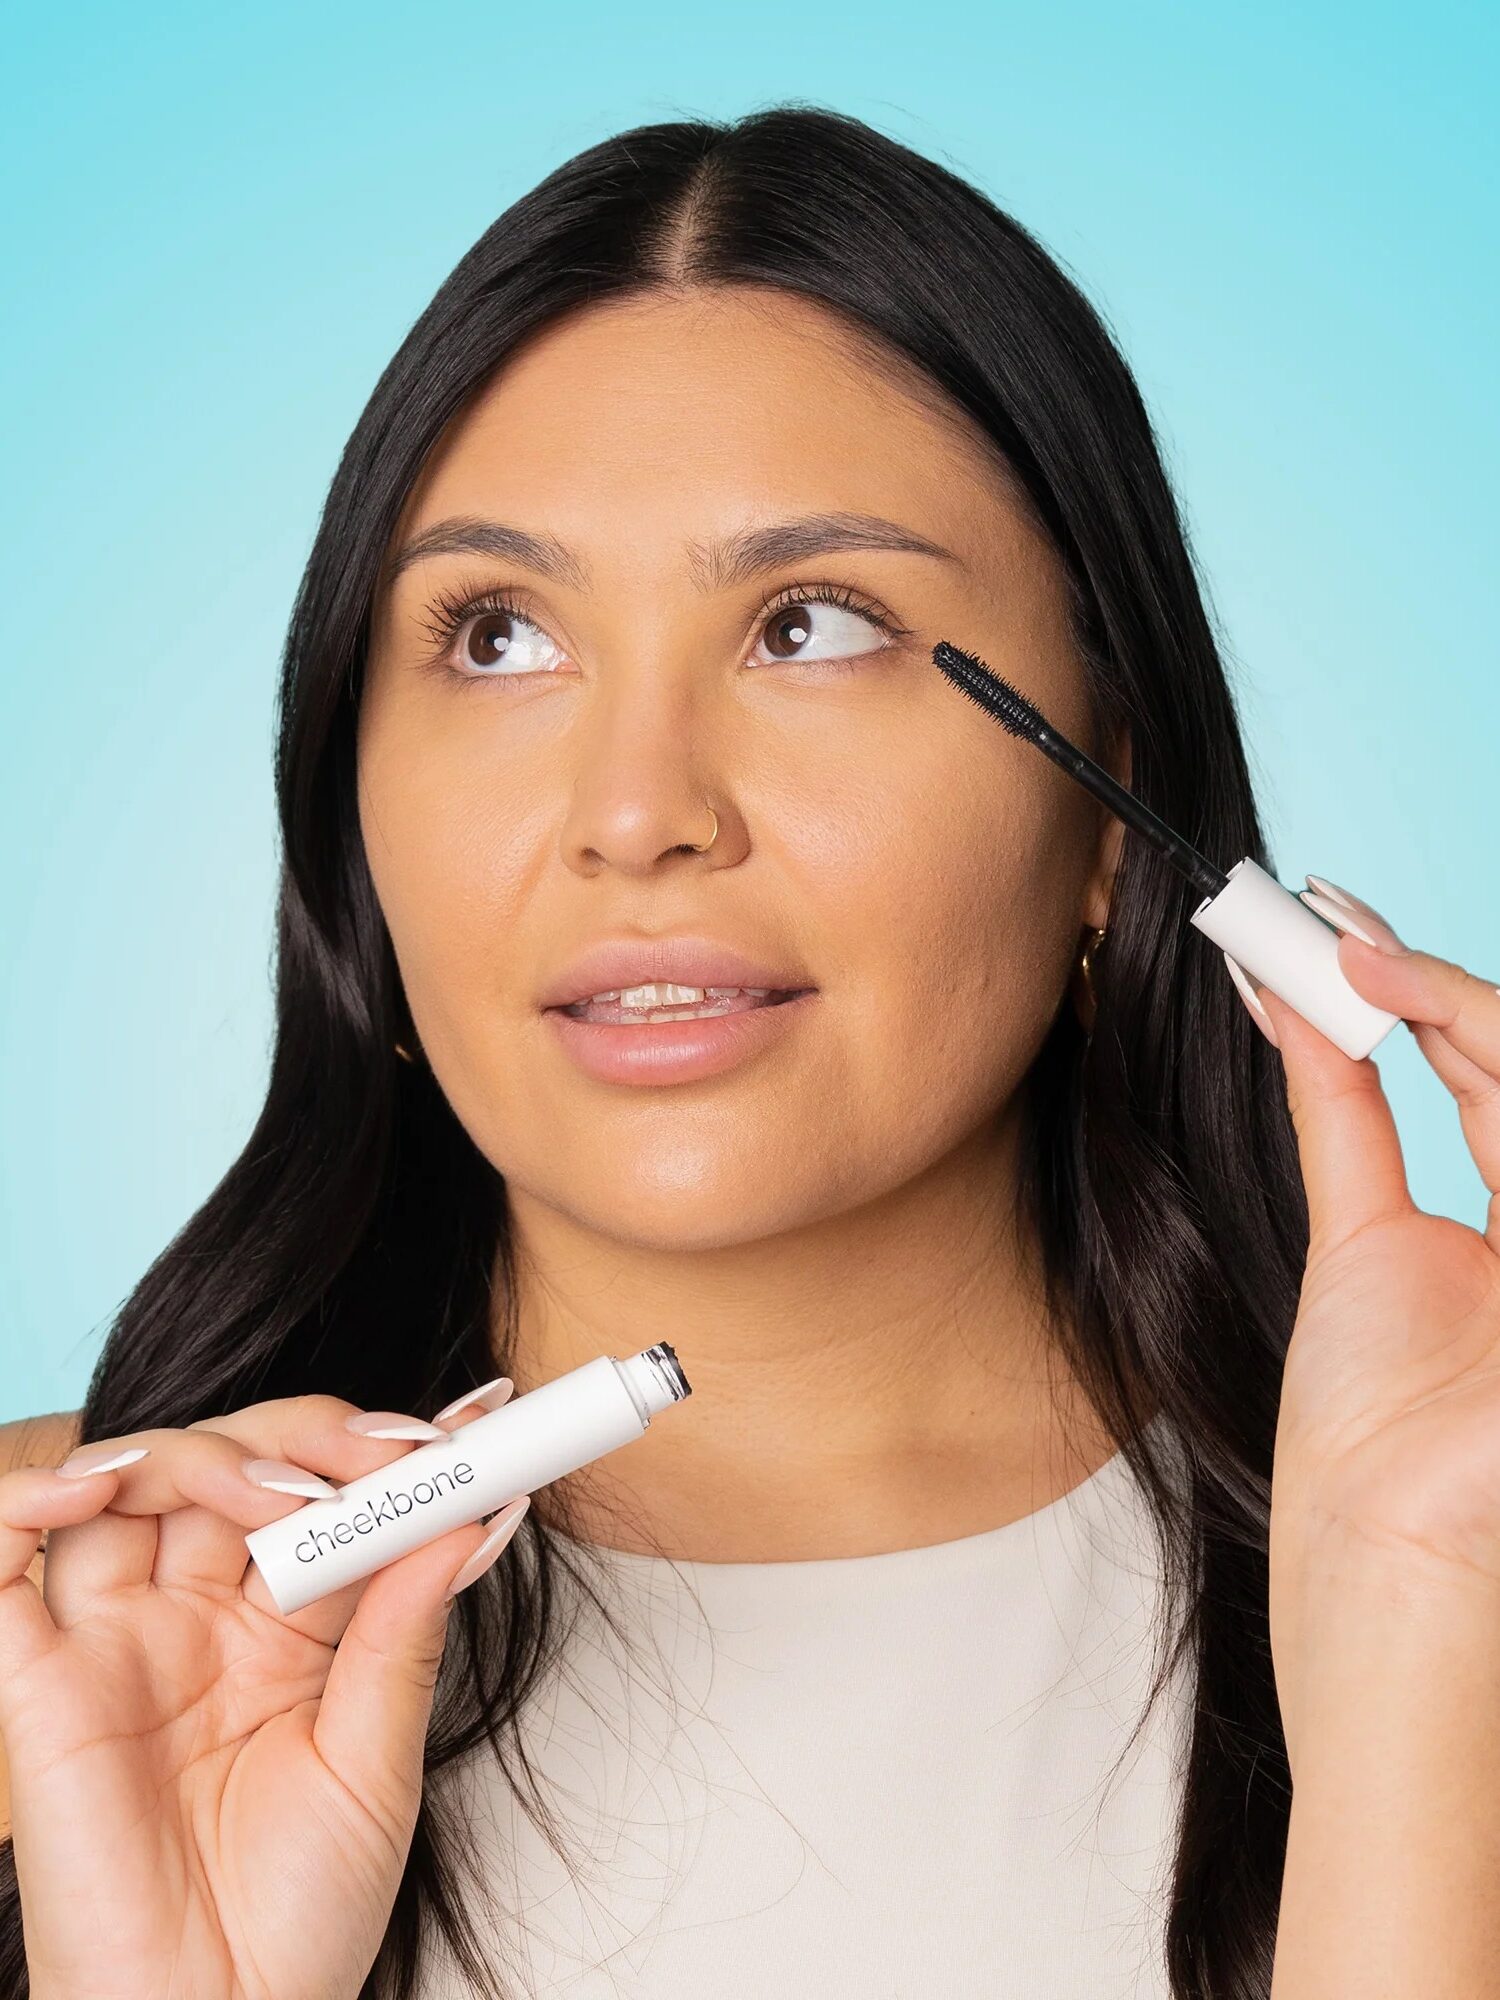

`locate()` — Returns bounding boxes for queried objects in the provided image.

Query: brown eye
[466,611,516,668]
[763,605,815,658]
[753,596,893,667]
[447,606,561,679]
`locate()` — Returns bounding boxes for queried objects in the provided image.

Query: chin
[558,1181,826,1255]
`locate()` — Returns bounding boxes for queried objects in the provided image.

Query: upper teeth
[580,983,775,1007]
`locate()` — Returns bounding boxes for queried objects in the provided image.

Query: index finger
[1333,932,1500,1200]
[186,1392,405,1460]
[186,1381,513,1464]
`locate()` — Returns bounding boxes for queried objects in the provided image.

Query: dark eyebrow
[381,509,961,593]
[691,511,961,589]
[381,517,587,592]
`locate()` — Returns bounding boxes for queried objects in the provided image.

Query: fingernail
[1222,952,1279,1047]
[443,1497,530,1602]
[242,1457,341,1499]
[1304,876,1407,952]
[55,1443,151,1479]
[1304,872,1359,910]
[344,1411,451,1441]
[432,1376,514,1426]
[1300,887,1408,955]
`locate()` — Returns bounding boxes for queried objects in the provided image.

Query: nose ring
[687,803,719,853]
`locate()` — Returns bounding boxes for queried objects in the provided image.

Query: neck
[495,1103,1116,1562]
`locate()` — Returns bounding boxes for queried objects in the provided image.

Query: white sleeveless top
[421,1414,1193,1998]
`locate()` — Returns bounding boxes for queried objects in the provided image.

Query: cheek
[836,774,1074,1112]
[358,734,533,1008]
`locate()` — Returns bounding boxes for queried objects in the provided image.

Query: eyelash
[414,577,913,687]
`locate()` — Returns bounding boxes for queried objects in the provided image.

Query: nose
[556,675,731,876]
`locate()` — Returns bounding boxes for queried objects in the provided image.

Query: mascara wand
[930,639,1400,1061]
[931,641,1228,903]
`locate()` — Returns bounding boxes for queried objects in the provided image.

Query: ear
[1080,724,1130,931]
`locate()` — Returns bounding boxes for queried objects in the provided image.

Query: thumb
[312,1496,529,1816]
[1257,983,1412,1257]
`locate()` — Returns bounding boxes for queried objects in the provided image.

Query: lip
[544,988,818,1086]
[537,934,816,1013]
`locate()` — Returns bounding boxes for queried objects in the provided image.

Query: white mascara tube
[1188,858,1400,1060]
[245,1343,691,1615]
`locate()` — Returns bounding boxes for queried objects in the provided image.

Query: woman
[2,103,1497,2000]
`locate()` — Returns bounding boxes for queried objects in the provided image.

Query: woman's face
[360,287,1118,1251]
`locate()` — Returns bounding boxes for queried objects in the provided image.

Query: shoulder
[0,1409,82,1475]
[0,1410,80,1838]
[0,1409,81,1593]
[0,1410,80,1590]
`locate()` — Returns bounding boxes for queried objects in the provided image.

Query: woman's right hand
[0,1387,526,2000]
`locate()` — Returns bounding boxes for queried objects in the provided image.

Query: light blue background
[2,2,1495,1421]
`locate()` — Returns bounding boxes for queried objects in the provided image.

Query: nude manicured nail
[55,1443,151,1479]
[1305,872,1360,911]
[443,1496,530,1602]
[1303,876,1408,952]
[1222,952,1279,1047]
[242,1458,341,1499]
[432,1376,514,1426]
[1300,887,1408,955]
[345,1411,451,1441]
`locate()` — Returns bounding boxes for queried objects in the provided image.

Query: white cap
[1189,858,1400,1060]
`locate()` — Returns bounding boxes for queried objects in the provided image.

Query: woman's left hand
[1238,878,1500,1762]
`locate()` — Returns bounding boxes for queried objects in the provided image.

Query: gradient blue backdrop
[2,1,1495,1421]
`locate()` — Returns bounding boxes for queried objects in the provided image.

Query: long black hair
[0,104,1302,1998]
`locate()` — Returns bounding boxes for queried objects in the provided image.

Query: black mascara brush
[930,639,1400,1060]
[931,640,1229,904]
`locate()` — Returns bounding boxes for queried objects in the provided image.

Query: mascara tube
[245,1343,691,1615]
[1188,858,1400,1059]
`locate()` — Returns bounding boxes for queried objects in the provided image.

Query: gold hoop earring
[687,803,719,853]
[1077,925,1107,1031]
